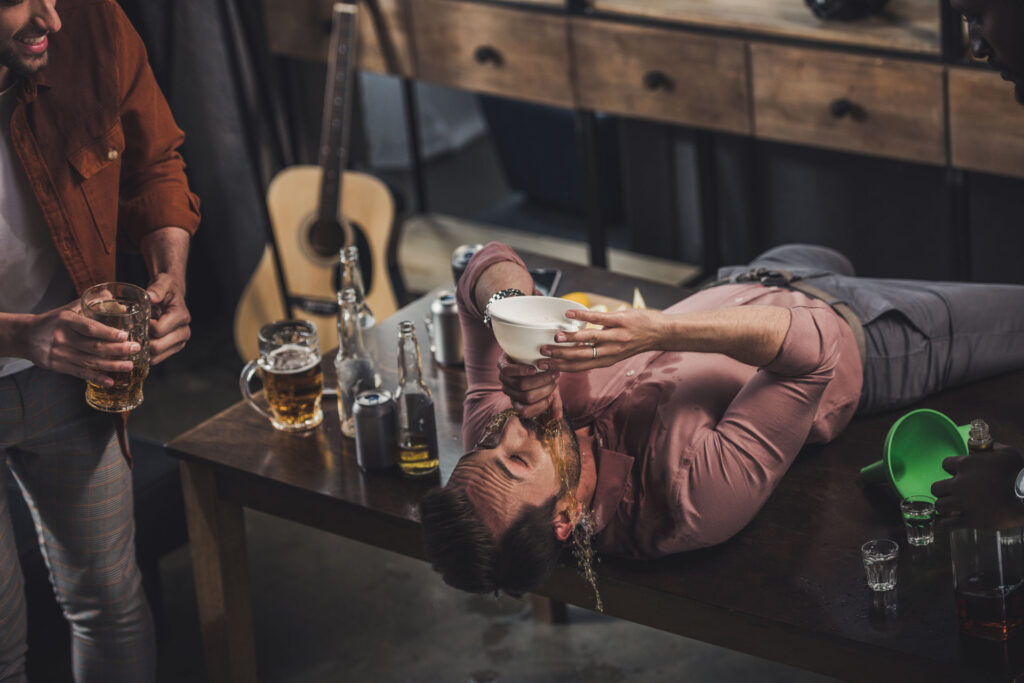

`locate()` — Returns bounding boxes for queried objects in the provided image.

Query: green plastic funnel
[859,408,970,500]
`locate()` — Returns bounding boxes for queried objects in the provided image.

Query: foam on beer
[260,344,321,373]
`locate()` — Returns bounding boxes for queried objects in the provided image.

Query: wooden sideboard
[263,0,1024,180]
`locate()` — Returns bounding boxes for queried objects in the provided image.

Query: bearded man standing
[0,1,200,681]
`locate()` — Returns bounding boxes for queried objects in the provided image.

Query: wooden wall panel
[411,0,574,109]
[949,68,1024,179]
[591,0,941,56]
[263,0,414,77]
[572,19,750,135]
[751,43,946,165]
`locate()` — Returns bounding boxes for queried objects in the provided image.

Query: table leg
[575,110,608,269]
[529,594,569,624]
[694,129,722,278]
[180,461,258,683]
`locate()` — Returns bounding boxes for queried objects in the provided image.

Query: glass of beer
[239,320,324,432]
[81,282,150,412]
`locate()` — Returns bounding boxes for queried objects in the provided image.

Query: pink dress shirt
[456,243,863,559]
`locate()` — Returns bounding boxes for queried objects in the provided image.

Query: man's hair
[418,488,563,596]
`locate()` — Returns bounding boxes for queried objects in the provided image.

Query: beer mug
[240,320,324,432]
[81,282,150,412]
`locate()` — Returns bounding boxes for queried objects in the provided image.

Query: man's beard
[0,28,50,79]
[0,49,48,78]
[989,57,1024,105]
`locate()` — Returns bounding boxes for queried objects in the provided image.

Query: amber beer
[261,345,324,430]
[241,320,324,432]
[81,283,150,412]
[85,355,149,412]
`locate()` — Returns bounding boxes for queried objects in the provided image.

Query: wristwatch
[482,288,525,327]
[1015,468,1024,503]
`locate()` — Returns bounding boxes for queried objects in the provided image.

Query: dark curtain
[116,0,327,326]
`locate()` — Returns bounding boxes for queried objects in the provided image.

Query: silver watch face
[1016,468,1024,501]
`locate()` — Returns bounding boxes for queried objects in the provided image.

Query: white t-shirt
[0,83,76,377]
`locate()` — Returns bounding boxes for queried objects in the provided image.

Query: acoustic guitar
[234,2,397,361]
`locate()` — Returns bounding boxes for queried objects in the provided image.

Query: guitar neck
[317,3,359,224]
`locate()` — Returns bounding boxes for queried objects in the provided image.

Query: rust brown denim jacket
[9,0,201,293]
[7,0,201,460]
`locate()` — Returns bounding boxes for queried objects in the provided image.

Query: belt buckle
[738,267,790,287]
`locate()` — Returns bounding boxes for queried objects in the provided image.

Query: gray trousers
[722,244,1024,415]
[0,367,155,683]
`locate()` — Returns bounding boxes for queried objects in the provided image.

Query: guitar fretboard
[317,3,359,226]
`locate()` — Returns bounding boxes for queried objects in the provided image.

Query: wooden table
[168,255,1024,683]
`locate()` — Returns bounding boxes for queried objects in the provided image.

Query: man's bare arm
[472,260,535,314]
[140,226,192,365]
[539,306,791,372]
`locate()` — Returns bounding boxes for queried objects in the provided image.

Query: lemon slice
[561,291,591,307]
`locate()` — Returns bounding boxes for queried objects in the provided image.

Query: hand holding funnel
[859,409,970,500]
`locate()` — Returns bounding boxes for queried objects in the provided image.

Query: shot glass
[900,496,937,547]
[861,539,899,591]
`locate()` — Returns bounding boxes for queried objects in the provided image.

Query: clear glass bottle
[395,321,439,476]
[340,245,375,329]
[335,288,377,438]
[968,418,993,452]
[951,419,1024,642]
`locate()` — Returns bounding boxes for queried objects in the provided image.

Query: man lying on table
[419,242,1024,596]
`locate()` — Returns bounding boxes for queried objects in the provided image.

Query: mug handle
[239,360,274,421]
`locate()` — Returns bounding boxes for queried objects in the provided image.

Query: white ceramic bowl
[486,296,587,367]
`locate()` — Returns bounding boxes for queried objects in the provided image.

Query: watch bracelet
[482,288,526,326]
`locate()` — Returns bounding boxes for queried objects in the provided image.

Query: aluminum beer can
[354,390,398,473]
[451,243,484,284]
[429,289,463,366]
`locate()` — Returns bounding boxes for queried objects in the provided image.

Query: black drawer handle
[474,45,503,67]
[830,98,854,118]
[643,70,673,92]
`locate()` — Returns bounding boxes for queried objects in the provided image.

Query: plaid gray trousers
[0,367,154,682]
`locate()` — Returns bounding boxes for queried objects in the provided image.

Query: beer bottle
[340,245,375,329]
[395,321,439,477]
[335,288,377,438]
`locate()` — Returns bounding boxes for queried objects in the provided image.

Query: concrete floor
[153,510,837,683]
[122,133,840,682]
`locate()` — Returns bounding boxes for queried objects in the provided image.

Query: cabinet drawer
[751,44,945,165]
[263,0,414,77]
[411,0,574,109]
[949,68,1024,179]
[572,19,750,135]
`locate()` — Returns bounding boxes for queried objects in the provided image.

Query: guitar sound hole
[308,218,347,258]
[331,221,374,293]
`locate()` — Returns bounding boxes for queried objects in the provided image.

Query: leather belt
[704,267,866,365]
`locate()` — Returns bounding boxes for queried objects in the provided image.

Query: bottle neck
[338,298,368,360]
[397,331,426,388]
[341,252,368,303]
[968,418,993,451]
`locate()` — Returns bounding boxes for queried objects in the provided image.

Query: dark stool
[6,435,188,680]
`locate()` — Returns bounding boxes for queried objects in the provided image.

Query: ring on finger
[592,345,598,359]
